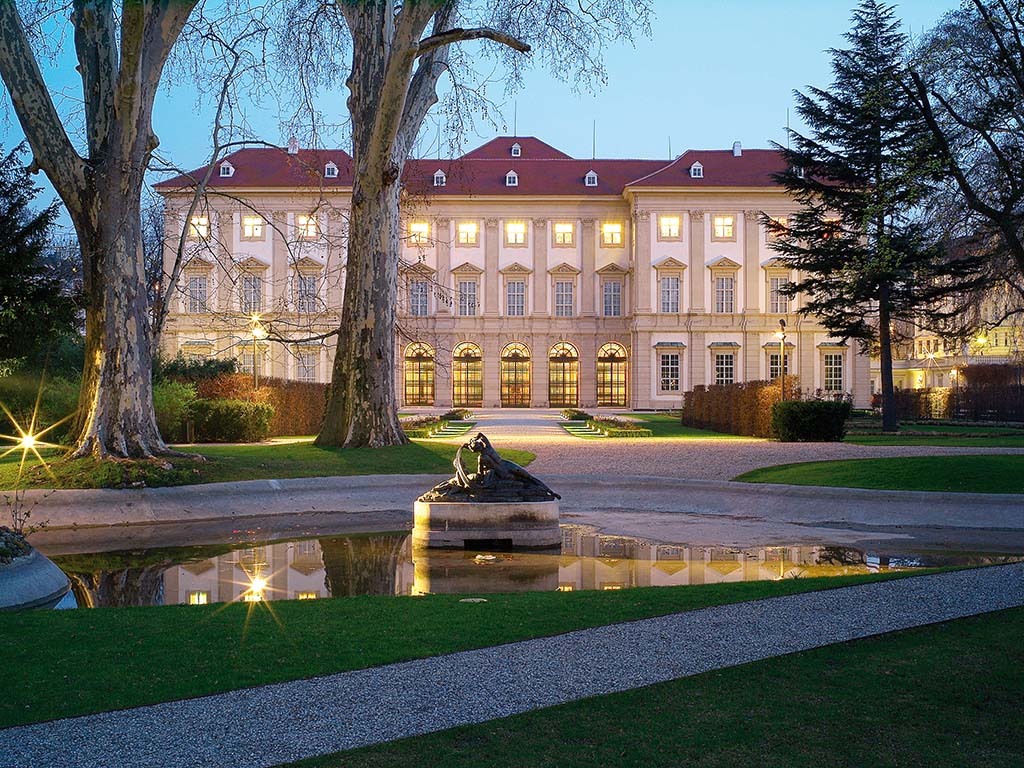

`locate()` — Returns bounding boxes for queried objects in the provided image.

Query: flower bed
[401,416,448,439]
[560,408,594,421]
[586,417,653,438]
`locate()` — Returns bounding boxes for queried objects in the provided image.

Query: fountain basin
[0,548,71,611]
[413,500,560,549]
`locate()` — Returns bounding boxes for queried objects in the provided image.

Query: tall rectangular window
[506,280,525,316]
[553,222,574,246]
[824,353,845,391]
[660,276,680,313]
[660,353,680,392]
[769,352,790,380]
[714,353,735,385]
[410,280,429,316]
[240,275,262,314]
[457,222,478,245]
[187,275,208,313]
[297,350,317,383]
[603,281,622,317]
[458,280,477,316]
[555,281,574,317]
[770,276,790,314]
[715,275,735,313]
[296,274,318,313]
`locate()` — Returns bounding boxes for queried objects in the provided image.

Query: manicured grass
[0,571,921,728]
[286,606,1024,768]
[0,441,535,490]
[735,454,1024,493]
[621,413,750,440]
[846,433,1024,447]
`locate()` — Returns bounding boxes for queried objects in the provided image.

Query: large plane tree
[279,1,652,448]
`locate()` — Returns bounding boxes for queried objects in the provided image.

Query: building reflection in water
[49,525,962,609]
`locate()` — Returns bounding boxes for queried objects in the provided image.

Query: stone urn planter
[413,433,561,550]
[0,528,70,611]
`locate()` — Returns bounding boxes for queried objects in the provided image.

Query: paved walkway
[3,564,1021,768]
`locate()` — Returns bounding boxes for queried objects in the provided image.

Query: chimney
[732,141,742,157]
[287,136,299,155]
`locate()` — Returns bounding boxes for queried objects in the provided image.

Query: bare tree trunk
[877,282,899,433]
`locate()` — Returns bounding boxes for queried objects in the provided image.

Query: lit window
[506,280,525,316]
[188,215,209,239]
[296,591,318,600]
[712,215,735,240]
[557,584,574,592]
[239,274,262,314]
[296,350,318,383]
[601,222,623,246]
[433,169,446,187]
[690,163,703,178]
[410,279,429,316]
[505,221,527,246]
[219,162,234,178]
[242,216,264,239]
[458,280,477,316]
[187,275,208,313]
[555,281,574,317]
[187,591,210,605]
[769,352,790,381]
[770,276,790,314]
[603,281,622,317]
[585,170,598,187]
[553,222,574,246]
[324,162,338,178]
[660,276,680,313]
[296,215,318,239]
[714,275,735,313]
[505,170,519,187]
[409,221,430,245]
[511,142,522,157]
[766,216,788,243]
[660,353,680,392]
[822,217,841,240]
[824,353,845,391]
[457,222,478,245]
[659,215,680,239]
[715,353,735,385]
[296,274,318,313]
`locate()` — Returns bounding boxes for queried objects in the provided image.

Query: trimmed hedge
[439,408,472,421]
[152,380,197,442]
[400,415,445,438]
[195,374,327,436]
[682,378,799,438]
[771,400,852,442]
[190,399,274,442]
[561,408,594,421]
[587,417,653,438]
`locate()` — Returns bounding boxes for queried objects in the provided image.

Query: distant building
[155,136,870,409]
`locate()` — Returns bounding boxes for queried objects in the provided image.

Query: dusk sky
[1,0,963,228]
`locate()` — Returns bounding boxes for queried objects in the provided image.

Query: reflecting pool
[45,525,1022,609]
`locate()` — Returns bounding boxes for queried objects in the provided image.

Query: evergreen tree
[0,144,77,361]
[769,0,959,432]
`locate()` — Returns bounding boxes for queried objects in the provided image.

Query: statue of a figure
[419,433,560,503]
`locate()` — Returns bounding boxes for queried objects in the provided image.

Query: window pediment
[182,253,216,271]
[762,341,796,350]
[292,256,325,272]
[548,262,582,275]
[706,256,741,270]
[654,341,687,349]
[234,255,270,270]
[596,262,630,275]
[707,341,741,348]
[451,261,484,275]
[817,341,849,349]
[400,260,436,278]
[761,257,790,269]
[655,256,687,270]
[500,262,533,275]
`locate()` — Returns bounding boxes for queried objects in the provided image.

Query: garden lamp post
[250,316,268,389]
[775,319,788,401]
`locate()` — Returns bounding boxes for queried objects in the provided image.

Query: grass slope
[0,441,535,490]
[0,572,917,728]
[735,454,1024,493]
[286,606,1024,768]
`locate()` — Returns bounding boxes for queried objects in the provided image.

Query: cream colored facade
[157,139,871,409]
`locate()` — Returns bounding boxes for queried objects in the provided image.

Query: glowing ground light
[0,398,72,484]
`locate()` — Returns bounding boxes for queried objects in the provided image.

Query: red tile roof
[155,138,788,196]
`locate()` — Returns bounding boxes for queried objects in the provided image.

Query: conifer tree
[769,0,950,432]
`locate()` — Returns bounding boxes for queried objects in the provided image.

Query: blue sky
[1,0,962,224]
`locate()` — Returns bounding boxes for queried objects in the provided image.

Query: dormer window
[790,165,805,178]
[584,170,598,187]
[219,161,234,178]
[505,170,519,187]
[511,142,522,157]
[433,169,447,187]
[690,162,703,179]
[324,162,338,178]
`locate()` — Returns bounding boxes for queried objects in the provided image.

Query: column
[690,331,706,388]
[688,210,705,312]
[743,210,761,313]
[532,219,548,316]
[484,218,499,316]
[216,209,235,312]
[435,217,451,315]
[581,218,597,316]
[579,336,597,408]
[632,211,650,313]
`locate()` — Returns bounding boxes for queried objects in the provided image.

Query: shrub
[195,374,327,436]
[401,415,445,438]
[152,380,197,442]
[561,408,594,421]
[155,354,236,382]
[438,408,472,421]
[682,377,801,438]
[0,373,80,443]
[587,417,653,438]
[771,400,852,442]
[191,399,274,442]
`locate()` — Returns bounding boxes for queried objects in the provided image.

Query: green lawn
[846,433,1024,447]
[0,440,535,490]
[735,454,1024,493]
[0,572,920,728]
[286,606,1024,768]
[621,413,750,440]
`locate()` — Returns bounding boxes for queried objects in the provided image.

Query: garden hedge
[190,399,274,442]
[770,400,852,442]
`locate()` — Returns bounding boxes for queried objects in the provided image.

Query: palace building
[155,136,871,409]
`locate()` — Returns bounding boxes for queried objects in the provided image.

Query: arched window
[500,343,531,407]
[452,342,483,408]
[548,342,579,408]
[596,342,628,407]
[404,342,435,406]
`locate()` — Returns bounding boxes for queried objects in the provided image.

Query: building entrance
[452,342,483,407]
[500,343,531,407]
[597,342,628,407]
[548,342,579,408]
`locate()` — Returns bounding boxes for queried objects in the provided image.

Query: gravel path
[3,564,1021,768]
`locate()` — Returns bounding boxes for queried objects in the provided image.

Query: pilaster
[688,210,705,312]
[632,211,651,313]
[581,217,596,316]
[532,218,548,317]
[484,218,500,316]
[435,217,452,315]
[743,210,760,312]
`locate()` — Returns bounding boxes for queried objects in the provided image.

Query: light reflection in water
[49,525,1020,609]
